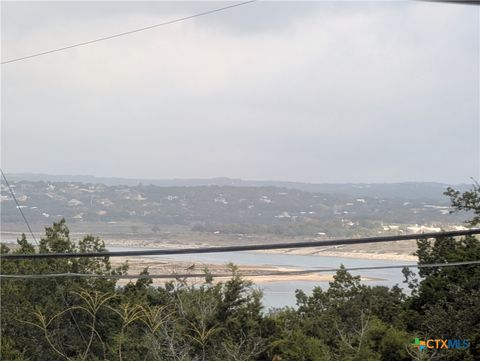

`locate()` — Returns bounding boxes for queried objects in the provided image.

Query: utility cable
[1,260,479,279]
[1,1,256,65]
[3,0,477,66]
[1,168,38,242]
[2,229,479,260]
[0,170,88,345]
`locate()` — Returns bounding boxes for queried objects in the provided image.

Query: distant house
[68,198,83,207]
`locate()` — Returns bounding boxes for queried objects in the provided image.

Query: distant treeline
[192,219,384,238]
[6,173,472,199]
[1,181,467,237]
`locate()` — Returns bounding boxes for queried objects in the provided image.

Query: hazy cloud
[1,1,478,183]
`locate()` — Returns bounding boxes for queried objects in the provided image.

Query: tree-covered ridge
[1,181,467,237]
[1,185,479,360]
[6,174,471,201]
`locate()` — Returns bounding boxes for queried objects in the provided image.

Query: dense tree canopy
[1,185,479,360]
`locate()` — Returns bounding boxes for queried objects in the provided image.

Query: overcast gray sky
[1,1,479,183]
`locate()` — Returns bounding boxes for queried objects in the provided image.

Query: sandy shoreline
[101,238,416,284]
[1,229,419,262]
[1,232,417,283]
[257,248,417,262]
[100,238,417,262]
[110,256,382,286]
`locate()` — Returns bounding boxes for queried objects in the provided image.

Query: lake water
[108,247,416,309]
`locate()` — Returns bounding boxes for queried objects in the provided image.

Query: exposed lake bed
[107,245,415,308]
[1,231,418,308]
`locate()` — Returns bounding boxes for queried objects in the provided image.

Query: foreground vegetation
[1,185,479,360]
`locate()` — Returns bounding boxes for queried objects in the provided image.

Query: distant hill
[1,178,470,238]
[6,173,472,201]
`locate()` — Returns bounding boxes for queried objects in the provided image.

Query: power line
[3,0,477,66]
[1,1,256,65]
[418,0,480,5]
[0,169,88,345]
[2,229,479,260]
[1,260,479,279]
[1,168,38,243]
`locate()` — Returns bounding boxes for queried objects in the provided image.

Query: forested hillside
[1,181,468,238]
[7,174,472,200]
[1,185,479,360]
